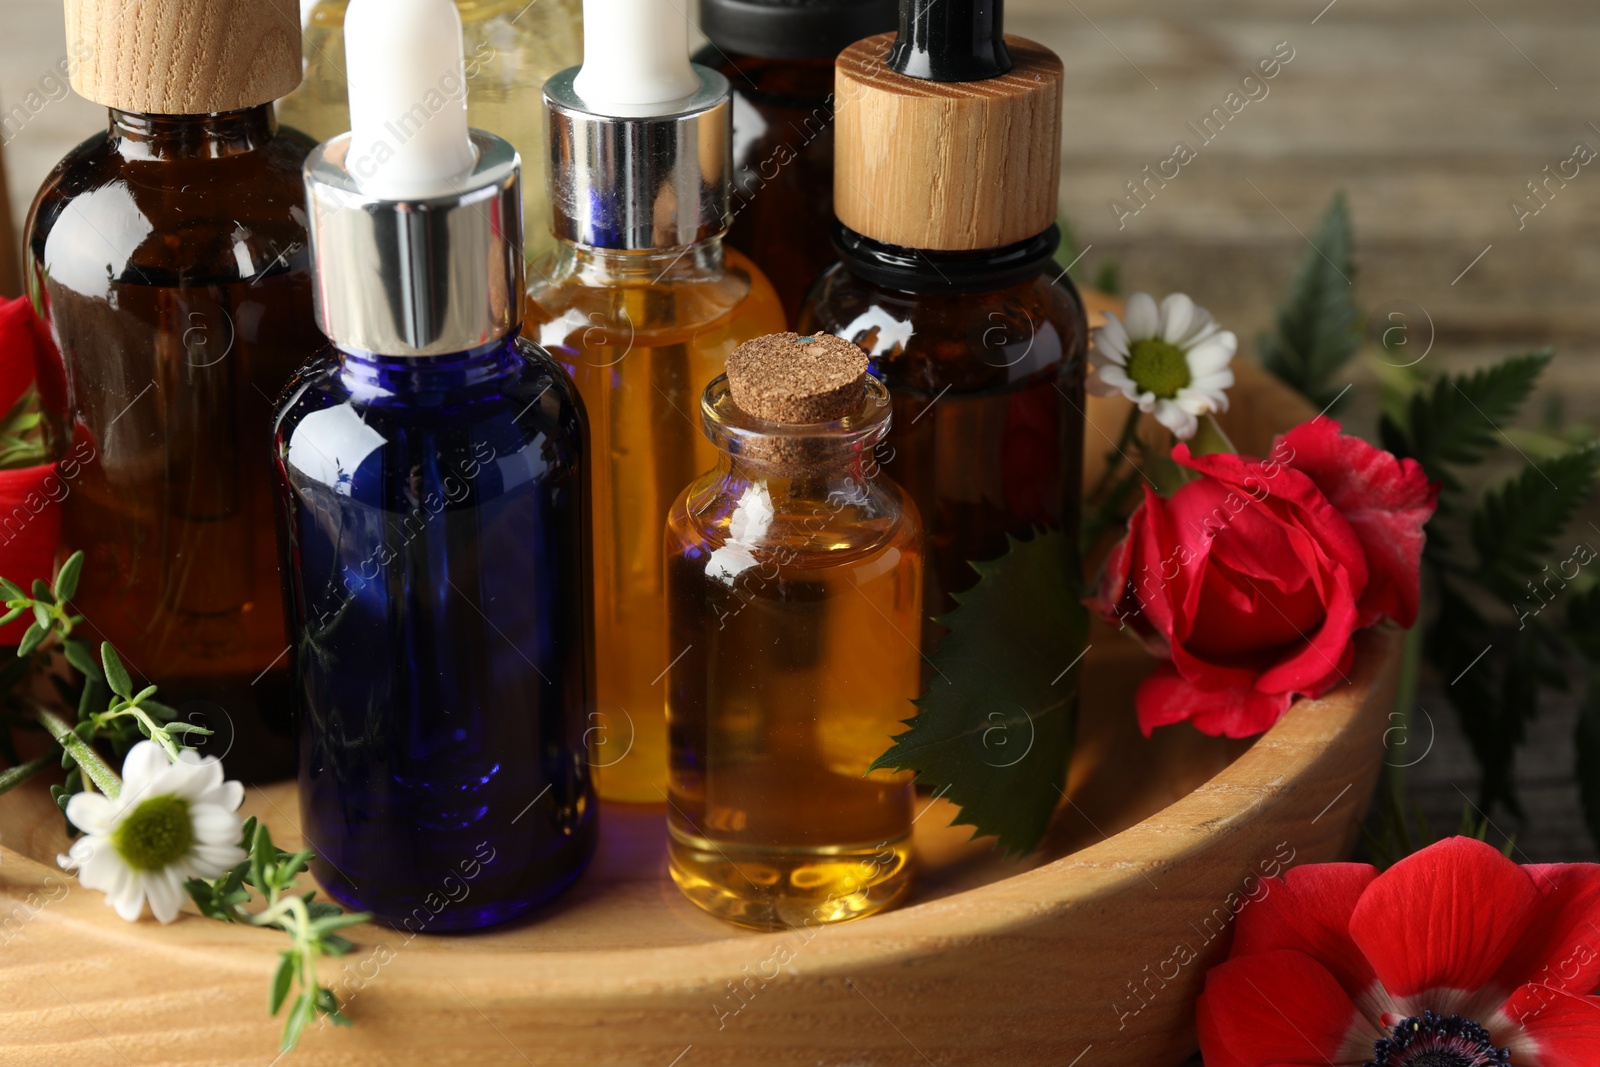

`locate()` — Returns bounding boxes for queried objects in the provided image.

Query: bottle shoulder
[28,130,314,290]
[801,266,1088,391]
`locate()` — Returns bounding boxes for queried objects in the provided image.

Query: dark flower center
[1125,338,1192,399]
[1366,1011,1511,1067]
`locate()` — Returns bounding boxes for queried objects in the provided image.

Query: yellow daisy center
[1125,339,1192,399]
[113,794,194,872]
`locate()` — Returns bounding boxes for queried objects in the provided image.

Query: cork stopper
[726,333,870,425]
[834,31,1063,251]
[65,0,302,114]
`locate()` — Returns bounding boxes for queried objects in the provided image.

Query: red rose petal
[1501,984,1600,1067]
[1277,418,1438,628]
[1493,863,1600,999]
[1350,836,1541,1000]
[1231,863,1381,1003]
[0,462,63,645]
[1135,661,1292,737]
[1196,949,1382,1067]
[0,296,43,415]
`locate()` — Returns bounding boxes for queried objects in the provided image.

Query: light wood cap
[65,0,302,114]
[727,332,868,424]
[834,32,1063,251]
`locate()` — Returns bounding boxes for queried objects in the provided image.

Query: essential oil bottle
[526,0,785,803]
[694,0,896,322]
[273,0,595,930]
[26,0,315,780]
[799,0,1088,642]
[276,0,583,264]
[666,332,920,930]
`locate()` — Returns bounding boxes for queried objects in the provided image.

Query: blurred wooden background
[2,0,1597,865]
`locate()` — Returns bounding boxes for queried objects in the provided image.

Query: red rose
[0,296,63,645]
[1197,837,1600,1066]
[1092,418,1437,737]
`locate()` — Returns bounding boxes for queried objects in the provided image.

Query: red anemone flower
[1198,836,1600,1067]
[0,296,62,644]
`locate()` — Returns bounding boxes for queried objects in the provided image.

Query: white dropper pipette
[344,0,478,199]
[571,0,700,111]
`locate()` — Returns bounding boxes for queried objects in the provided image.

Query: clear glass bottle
[665,351,920,930]
[526,10,786,802]
[273,333,596,929]
[27,101,314,780]
[276,0,583,264]
[694,0,896,322]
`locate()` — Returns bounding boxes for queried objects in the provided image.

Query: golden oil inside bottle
[663,369,920,930]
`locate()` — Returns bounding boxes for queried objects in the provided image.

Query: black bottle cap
[698,0,898,60]
[886,0,1013,82]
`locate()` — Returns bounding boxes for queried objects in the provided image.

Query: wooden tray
[0,342,1400,1066]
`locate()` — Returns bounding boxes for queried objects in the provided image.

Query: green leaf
[1394,351,1552,489]
[321,934,356,956]
[869,530,1087,856]
[1258,192,1361,411]
[270,953,296,1015]
[61,639,104,683]
[1471,444,1600,602]
[100,643,133,699]
[30,580,53,605]
[0,578,25,601]
[280,990,317,1053]
[17,622,47,657]
[53,551,84,601]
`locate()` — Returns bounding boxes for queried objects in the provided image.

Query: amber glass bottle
[799,2,1087,641]
[666,334,919,929]
[526,23,785,802]
[26,1,312,779]
[695,0,896,322]
[276,0,582,264]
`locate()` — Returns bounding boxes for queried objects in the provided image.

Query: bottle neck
[547,236,728,287]
[335,336,521,400]
[833,221,1060,295]
[109,104,278,162]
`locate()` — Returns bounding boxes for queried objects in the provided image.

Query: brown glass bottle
[799,241,1087,628]
[695,0,896,322]
[26,104,317,781]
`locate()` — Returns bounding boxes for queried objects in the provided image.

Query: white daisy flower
[1088,291,1237,440]
[57,741,247,923]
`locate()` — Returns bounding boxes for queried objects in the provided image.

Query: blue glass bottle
[272,333,595,930]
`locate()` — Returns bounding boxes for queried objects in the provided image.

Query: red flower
[0,296,63,644]
[1091,418,1437,737]
[1197,837,1600,1067]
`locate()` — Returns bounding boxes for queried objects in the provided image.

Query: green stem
[1189,413,1237,457]
[1089,405,1143,504]
[1387,618,1426,813]
[0,753,56,796]
[32,704,120,799]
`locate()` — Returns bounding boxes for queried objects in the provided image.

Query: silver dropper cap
[304,129,524,357]
[544,66,732,251]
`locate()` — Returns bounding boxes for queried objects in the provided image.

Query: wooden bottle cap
[726,332,869,424]
[65,0,302,114]
[834,32,1063,251]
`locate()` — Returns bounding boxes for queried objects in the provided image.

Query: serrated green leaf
[1258,192,1361,411]
[1398,351,1552,489]
[100,643,133,699]
[1471,444,1600,602]
[53,551,84,601]
[869,529,1086,855]
[270,953,296,1015]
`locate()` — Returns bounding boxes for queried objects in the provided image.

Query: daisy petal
[145,871,185,924]
[1094,314,1131,362]
[1349,836,1541,1000]
[1186,333,1238,376]
[119,741,172,793]
[63,792,118,836]
[1123,292,1159,340]
[1197,949,1384,1067]
[1159,292,1196,343]
[1152,399,1197,439]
